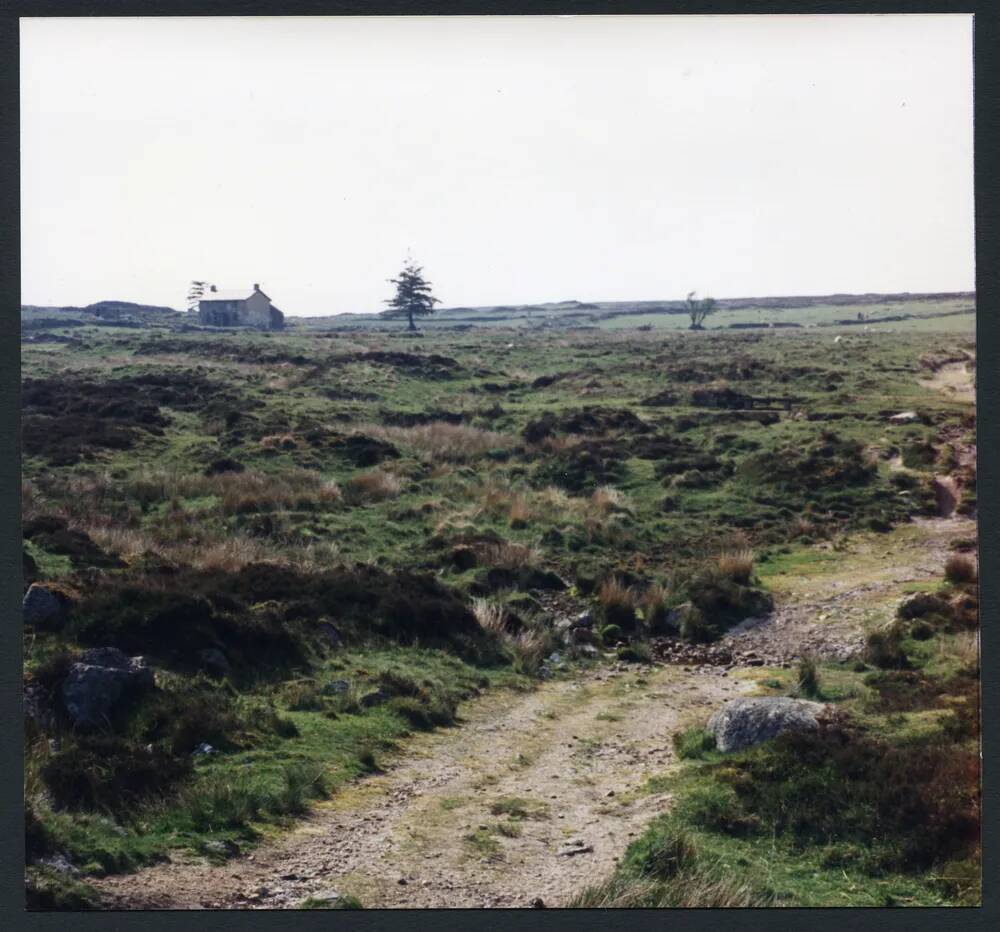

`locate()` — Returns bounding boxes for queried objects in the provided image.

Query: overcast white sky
[21,14,974,316]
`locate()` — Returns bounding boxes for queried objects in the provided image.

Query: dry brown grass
[598,576,636,613]
[344,468,404,504]
[471,597,550,673]
[582,513,632,546]
[717,548,754,584]
[788,516,817,539]
[537,434,582,454]
[937,631,980,673]
[81,520,341,573]
[945,553,978,584]
[508,629,550,675]
[641,582,670,627]
[590,485,627,515]
[471,597,507,634]
[259,433,300,450]
[124,468,342,515]
[537,485,573,512]
[508,496,533,527]
[477,540,542,569]
[363,422,513,462]
[477,478,514,517]
[83,524,274,571]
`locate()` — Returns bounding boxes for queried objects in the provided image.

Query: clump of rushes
[945,553,978,585]
[794,655,822,699]
[716,549,754,585]
[617,642,652,664]
[598,577,637,630]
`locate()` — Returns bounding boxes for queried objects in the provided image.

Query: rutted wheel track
[93,664,746,909]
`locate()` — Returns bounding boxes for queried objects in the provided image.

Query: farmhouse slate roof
[200,287,271,302]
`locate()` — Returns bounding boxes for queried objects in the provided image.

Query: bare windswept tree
[187,280,210,311]
[686,291,717,331]
[382,260,440,332]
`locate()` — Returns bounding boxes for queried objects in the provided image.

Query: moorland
[21,293,979,908]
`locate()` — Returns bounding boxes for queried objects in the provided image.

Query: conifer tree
[382,260,440,331]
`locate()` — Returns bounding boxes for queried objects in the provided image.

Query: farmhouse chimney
[210,285,217,292]
[253,283,260,292]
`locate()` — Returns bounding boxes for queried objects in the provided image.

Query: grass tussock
[507,630,551,676]
[641,582,671,632]
[471,598,506,634]
[598,576,637,629]
[716,549,754,585]
[344,469,404,504]
[571,825,771,907]
[471,596,552,674]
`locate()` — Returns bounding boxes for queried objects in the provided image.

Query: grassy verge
[573,574,980,907]
[26,646,528,901]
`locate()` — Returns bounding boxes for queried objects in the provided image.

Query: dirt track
[94,664,745,909]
